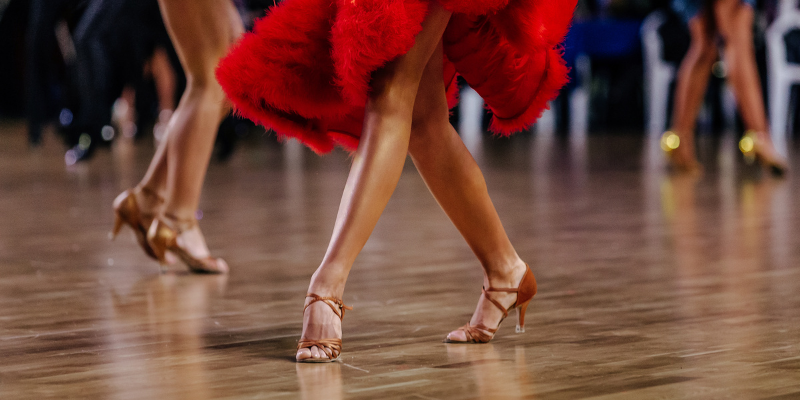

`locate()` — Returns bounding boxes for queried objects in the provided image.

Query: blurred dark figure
[25,0,180,164]
[662,0,788,175]
[64,0,131,162]
[24,0,80,146]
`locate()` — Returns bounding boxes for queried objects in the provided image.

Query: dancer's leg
[406,45,527,341]
[669,14,717,167]
[150,46,177,121]
[297,4,452,361]
[135,0,243,255]
[714,1,765,133]
[714,0,786,169]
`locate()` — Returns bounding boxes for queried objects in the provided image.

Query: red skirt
[215,0,577,154]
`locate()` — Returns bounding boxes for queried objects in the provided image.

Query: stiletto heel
[445,265,537,344]
[110,214,124,240]
[297,294,353,363]
[111,188,162,260]
[147,216,228,273]
[515,299,530,333]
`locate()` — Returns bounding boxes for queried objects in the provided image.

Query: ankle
[136,185,163,201]
[308,267,349,299]
[133,186,164,212]
[483,258,527,288]
[162,211,198,231]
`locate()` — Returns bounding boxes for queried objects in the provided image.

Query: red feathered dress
[216,0,577,154]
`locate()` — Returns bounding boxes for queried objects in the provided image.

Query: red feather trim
[438,0,509,15]
[493,0,578,54]
[489,47,569,134]
[216,0,575,153]
[331,0,429,106]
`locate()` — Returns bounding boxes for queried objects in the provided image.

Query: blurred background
[0,0,798,164]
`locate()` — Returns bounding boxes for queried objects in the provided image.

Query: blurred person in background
[63,0,128,162]
[111,0,244,274]
[24,0,80,147]
[662,0,788,174]
[24,0,179,163]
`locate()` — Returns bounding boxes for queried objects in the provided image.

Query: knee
[409,107,450,152]
[690,39,717,65]
[686,20,716,64]
[184,67,223,95]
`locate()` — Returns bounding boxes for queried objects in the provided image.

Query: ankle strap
[304,293,352,320]
[481,287,511,319]
[137,186,164,203]
[163,212,198,233]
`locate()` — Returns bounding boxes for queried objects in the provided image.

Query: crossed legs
[132,0,243,260]
[297,3,527,361]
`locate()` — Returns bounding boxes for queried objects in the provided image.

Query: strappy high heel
[739,130,788,176]
[297,294,353,363]
[111,187,162,260]
[444,266,537,344]
[661,130,702,174]
[147,215,229,273]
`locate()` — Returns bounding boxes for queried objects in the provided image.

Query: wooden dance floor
[2,120,800,399]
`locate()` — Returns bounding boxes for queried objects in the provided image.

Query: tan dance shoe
[111,187,161,260]
[444,266,537,343]
[297,294,353,363]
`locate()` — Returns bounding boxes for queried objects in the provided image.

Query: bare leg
[297,4,452,361]
[150,46,177,141]
[668,15,717,170]
[150,46,177,114]
[134,0,243,257]
[406,46,527,341]
[714,0,787,169]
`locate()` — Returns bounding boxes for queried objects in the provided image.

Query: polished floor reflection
[1,121,800,399]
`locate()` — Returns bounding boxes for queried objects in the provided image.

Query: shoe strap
[297,338,343,360]
[163,212,198,234]
[458,323,498,343]
[481,287,515,319]
[304,293,352,320]
[137,186,165,204]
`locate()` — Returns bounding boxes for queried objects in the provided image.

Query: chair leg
[769,75,789,139]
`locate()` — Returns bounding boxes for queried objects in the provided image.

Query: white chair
[641,10,676,137]
[767,0,800,140]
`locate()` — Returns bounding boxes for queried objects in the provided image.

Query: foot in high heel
[661,131,703,174]
[111,187,163,260]
[296,294,352,363]
[444,264,537,344]
[147,215,228,274]
[739,130,788,177]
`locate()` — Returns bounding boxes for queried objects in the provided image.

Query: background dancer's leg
[669,15,716,169]
[713,0,786,170]
[134,0,243,260]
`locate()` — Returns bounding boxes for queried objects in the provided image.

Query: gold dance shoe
[661,130,702,174]
[111,188,160,260]
[739,130,788,177]
[147,216,228,273]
